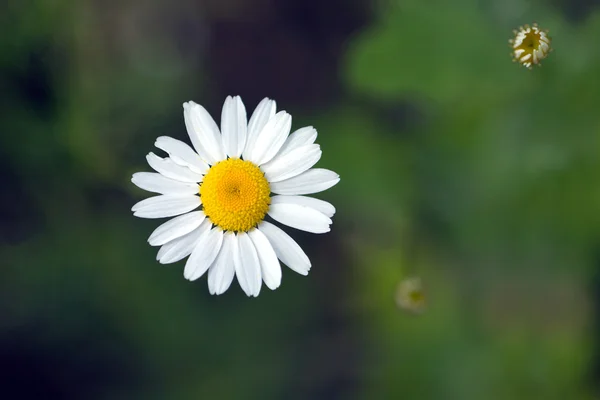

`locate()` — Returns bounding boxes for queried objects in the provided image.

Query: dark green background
[2,0,599,398]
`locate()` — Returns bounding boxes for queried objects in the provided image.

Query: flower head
[509,23,552,69]
[131,96,340,296]
[395,277,426,314]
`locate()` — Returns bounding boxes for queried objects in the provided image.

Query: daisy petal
[146,152,203,183]
[258,221,311,276]
[248,111,291,166]
[207,232,236,295]
[243,98,276,160]
[132,195,201,219]
[157,220,210,264]
[233,232,262,297]
[261,144,321,183]
[248,228,281,290]
[275,126,317,158]
[184,227,224,281]
[268,203,332,233]
[270,195,335,218]
[183,101,226,164]
[148,211,206,246]
[131,172,198,195]
[270,168,340,195]
[221,96,247,158]
[155,136,208,174]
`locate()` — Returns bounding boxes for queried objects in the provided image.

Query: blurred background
[2,0,600,398]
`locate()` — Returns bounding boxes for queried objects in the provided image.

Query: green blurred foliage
[342,1,600,398]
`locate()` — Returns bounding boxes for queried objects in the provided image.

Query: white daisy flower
[131,96,340,297]
[395,277,426,314]
[509,23,552,69]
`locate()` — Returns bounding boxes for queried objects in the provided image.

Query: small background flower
[509,23,552,69]
[2,0,599,399]
[395,277,426,314]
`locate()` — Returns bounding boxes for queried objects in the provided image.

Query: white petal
[261,144,321,183]
[248,228,281,290]
[207,231,236,295]
[184,227,224,281]
[221,96,247,158]
[148,211,205,246]
[154,136,208,174]
[131,172,198,195]
[243,98,276,160]
[132,195,200,219]
[275,126,317,158]
[247,111,291,166]
[258,221,311,275]
[233,232,262,297]
[268,203,331,233]
[270,168,340,195]
[270,195,335,218]
[157,220,210,264]
[183,101,226,164]
[146,152,203,183]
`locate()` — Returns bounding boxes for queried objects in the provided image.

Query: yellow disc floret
[200,158,271,232]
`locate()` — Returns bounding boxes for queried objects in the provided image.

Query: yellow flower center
[200,158,271,232]
[409,290,425,304]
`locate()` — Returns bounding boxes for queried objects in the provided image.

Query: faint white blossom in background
[510,23,552,69]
